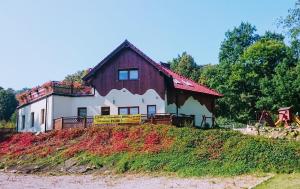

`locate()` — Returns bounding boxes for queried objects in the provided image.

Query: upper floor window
[129,70,138,80]
[118,69,139,80]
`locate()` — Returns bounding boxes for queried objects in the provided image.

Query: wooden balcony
[17,81,93,106]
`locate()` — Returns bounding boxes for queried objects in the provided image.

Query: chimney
[160,62,171,69]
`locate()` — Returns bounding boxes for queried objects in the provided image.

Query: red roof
[83,40,223,98]
[158,65,223,97]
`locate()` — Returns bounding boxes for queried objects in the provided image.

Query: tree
[0,88,18,121]
[64,70,88,83]
[279,1,300,58]
[242,39,290,77]
[279,0,300,40]
[200,22,297,123]
[219,22,259,64]
[260,31,285,41]
[169,52,200,81]
[258,61,300,112]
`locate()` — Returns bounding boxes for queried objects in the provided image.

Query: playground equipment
[258,106,300,127]
[258,111,275,127]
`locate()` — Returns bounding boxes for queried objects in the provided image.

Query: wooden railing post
[83,117,87,128]
[61,117,64,130]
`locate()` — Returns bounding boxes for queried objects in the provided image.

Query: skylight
[182,80,193,87]
[173,79,182,84]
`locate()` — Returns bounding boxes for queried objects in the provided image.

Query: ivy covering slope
[0,125,299,176]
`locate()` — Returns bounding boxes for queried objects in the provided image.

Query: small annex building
[16,40,222,132]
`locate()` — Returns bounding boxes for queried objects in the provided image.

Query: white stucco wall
[52,88,165,118]
[17,88,165,132]
[166,96,212,127]
[17,96,53,132]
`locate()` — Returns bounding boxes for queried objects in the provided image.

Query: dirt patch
[0,172,271,189]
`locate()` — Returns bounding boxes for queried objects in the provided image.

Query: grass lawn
[255,173,300,189]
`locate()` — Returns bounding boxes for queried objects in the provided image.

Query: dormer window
[118,69,139,80]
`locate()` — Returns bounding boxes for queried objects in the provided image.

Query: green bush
[0,120,15,129]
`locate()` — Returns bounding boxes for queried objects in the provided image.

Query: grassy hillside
[0,125,299,176]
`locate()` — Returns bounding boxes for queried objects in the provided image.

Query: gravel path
[0,172,270,189]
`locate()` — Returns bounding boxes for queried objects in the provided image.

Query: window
[77,107,87,117]
[118,69,139,80]
[118,70,128,80]
[22,115,25,129]
[129,70,138,80]
[118,107,139,115]
[41,109,45,124]
[119,107,129,115]
[147,105,156,116]
[130,107,139,114]
[31,112,34,127]
[101,107,110,115]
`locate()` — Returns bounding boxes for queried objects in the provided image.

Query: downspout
[44,96,48,132]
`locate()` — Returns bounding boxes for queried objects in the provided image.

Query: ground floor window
[101,107,110,115]
[147,105,156,116]
[118,106,139,115]
[22,115,25,129]
[77,107,87,117]
[41,109,45,124]
[31,112,34,127]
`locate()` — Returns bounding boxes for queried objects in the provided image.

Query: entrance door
[147,105,156,117]
[101,107,110,115]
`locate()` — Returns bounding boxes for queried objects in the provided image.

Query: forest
[1,1,300,126]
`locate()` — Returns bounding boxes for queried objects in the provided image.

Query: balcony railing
[53,114,195,130]
[17,81,93,106]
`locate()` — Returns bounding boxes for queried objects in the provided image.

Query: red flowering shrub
[55,128,84,140]
[0,125,175,159]
[112,131,128,141]
[129,127,143,140]
[145,132,160,145]
[143,131,163,153]
[0,133,36,155]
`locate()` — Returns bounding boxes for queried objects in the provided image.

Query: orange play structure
[258,106,300,127]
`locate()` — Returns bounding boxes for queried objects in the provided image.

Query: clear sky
[0,0,295,90]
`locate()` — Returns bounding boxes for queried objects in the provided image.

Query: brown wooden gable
[83,41,167,99]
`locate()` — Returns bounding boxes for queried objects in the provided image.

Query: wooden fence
[53,114,195,130]
[53,117,93,130]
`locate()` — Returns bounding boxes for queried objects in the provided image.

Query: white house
[16,40,222,132]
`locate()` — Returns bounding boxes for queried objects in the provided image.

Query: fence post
[83,117,87,128]
[61,117,64,130]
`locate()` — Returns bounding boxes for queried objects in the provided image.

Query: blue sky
[0,0,295,89]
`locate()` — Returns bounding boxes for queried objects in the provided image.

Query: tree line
[169,1,300,123]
